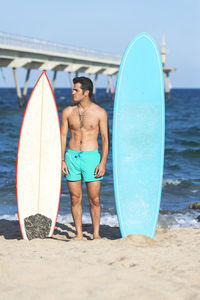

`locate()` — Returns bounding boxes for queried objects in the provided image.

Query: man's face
[72,83,85,103]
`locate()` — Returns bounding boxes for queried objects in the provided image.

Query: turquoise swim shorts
[64,149,103,182]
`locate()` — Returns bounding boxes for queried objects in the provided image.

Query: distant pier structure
[0,32,176,107]
[161,34,176,99]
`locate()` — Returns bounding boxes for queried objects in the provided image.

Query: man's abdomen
[68,132,98,151]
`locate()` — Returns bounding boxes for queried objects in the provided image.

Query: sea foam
[1,211,199,229]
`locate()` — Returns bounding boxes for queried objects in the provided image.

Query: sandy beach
[0,220,199,300]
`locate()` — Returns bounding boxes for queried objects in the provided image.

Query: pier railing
[0,32,121,63]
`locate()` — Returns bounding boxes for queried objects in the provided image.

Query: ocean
[0,88,200,229]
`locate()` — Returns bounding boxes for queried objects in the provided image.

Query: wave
[165,148,200,157]
[172,126,200,136]
[158,209,200,229]
[0,213,18,221]
[162,178,200,190]
[0,210,199,229]
[163,179,182,187]
[178,140,200,147]
[181,149,200,158]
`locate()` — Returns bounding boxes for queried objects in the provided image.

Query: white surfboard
[16,72,62,240]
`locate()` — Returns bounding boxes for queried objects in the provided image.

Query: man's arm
[61,108,69,175]
[95,109,109,177]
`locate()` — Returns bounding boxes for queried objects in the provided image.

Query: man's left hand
[95,162,106,178]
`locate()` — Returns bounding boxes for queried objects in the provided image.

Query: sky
[0,0,199,88]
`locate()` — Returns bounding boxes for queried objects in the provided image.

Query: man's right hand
[62,160,69,175]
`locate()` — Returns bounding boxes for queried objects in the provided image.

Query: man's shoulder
[91,103,107,116]
[62,105,75,116]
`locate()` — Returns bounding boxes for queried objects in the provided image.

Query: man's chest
[68,112,99,130]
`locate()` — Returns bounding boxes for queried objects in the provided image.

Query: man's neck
[78,98,91,109]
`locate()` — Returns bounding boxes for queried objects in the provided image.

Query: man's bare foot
[72,234,84,241]
[93,234,101,240]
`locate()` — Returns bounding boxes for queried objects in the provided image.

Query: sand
[0,220,200,300]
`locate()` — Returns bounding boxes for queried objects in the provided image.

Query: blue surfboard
[113,33,165,238]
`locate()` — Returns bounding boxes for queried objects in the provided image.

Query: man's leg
[86,181,101,239]
[67,180,83,239]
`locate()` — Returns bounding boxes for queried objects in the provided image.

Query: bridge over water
[0,32,175,107]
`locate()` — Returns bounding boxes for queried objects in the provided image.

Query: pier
[161,34,176,99]
[0,32,175,107]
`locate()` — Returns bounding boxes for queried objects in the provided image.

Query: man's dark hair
[73,76,93,98]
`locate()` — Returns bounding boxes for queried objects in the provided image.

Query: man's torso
[67,103,101,151]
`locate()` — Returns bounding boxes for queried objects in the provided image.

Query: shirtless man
[61,77,109,240]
